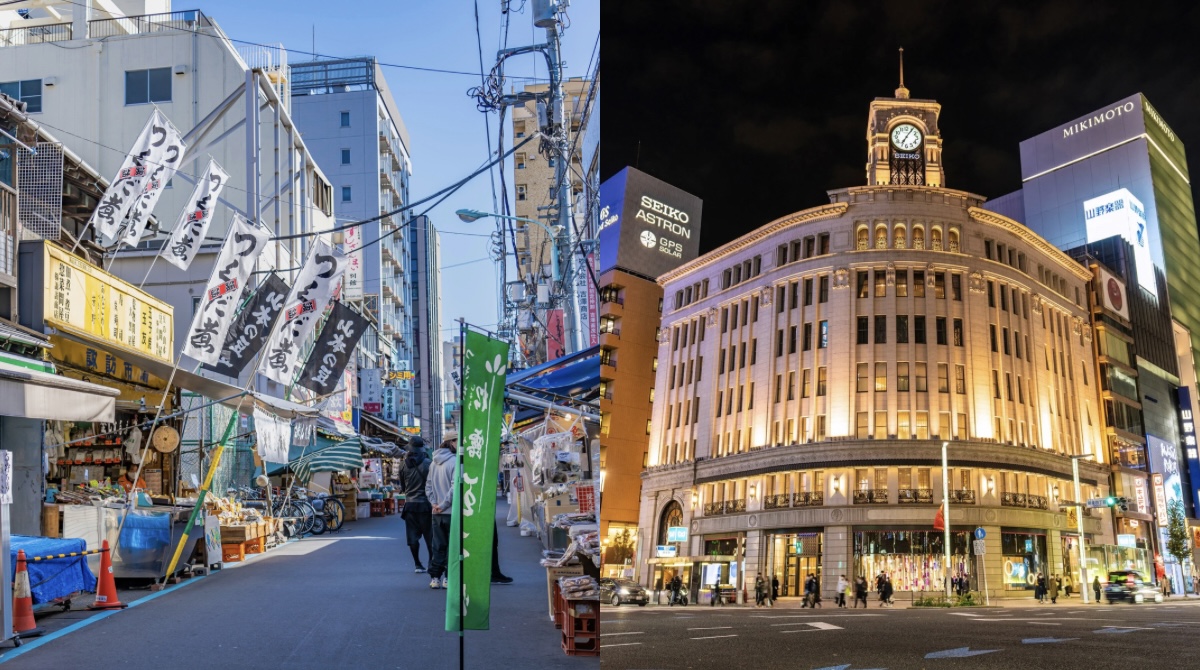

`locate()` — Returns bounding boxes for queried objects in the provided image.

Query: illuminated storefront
[854,530,971,592]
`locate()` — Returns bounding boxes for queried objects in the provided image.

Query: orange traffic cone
[88,540,127,610]
[12,550,44,638]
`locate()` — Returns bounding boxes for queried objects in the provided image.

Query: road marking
[925,647,1000,658]
[778,622,845,632]
[1022,637,1078,644]
[1026,622,1061,625]
[691,634,738,640]
[687,626,733,631]
[602,642,642,647]
[1101,625,1154,630]
[753,614,884,619]
[599,631,644,637]
[949,612,980,617]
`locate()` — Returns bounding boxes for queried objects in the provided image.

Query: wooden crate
[220,524,257,543]
[222,537,265,562]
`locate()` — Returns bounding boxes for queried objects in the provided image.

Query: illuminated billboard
[599,167,703,279]
[1084,188,1156,294]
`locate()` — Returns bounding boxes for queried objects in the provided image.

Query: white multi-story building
[0,1,335,355]
[289,57,414,376]
[410,214,442,446]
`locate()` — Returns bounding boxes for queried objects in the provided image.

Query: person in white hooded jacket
[424,432,458,589]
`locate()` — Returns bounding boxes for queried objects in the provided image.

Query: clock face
[891,123,923,151]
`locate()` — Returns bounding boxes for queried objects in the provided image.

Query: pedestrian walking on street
[1048,573,1059,604]
[425,432,458,590]
[837,575,848,608]
[755,576,766,607]
[1035,572,1046,603]
[772,574,780,602]
[881,575,894,607]
[1093,575,1102,603]
[854,576,869,608]
[399,436,433,573]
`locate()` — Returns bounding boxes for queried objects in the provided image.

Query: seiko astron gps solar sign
[599,167,703,278]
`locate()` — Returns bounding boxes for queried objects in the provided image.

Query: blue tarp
[506,345,599,401]
[117,511,173,576]
[11,535,97,604]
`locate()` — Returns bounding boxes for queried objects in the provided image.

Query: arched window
[875,225,888,249]
[894,225,907,249]
[857,226,869,250]
[948,229,960,253]
[912,225,925,250]
[658,500,685,546]
[931,227,943,251]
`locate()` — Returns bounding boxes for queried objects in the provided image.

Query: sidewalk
[642,591,1200,611]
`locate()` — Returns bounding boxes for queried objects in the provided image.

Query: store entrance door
[784,554,822,597]
[767,532,823,597]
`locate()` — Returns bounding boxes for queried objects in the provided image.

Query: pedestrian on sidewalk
[1048,573,1059,604]
[755,576,766,607]
[1035,572,1046,603]
[881,575,894,607]
[491,520,513,584]
[772,574,780,602]
[854,576,869,608]
[425,432,458,589]
[399,436,433,574]
[837,575,848,608]
[1092,575,1102,603]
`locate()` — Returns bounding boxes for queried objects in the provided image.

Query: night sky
[601,1,1200,254]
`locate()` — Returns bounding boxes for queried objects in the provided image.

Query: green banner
[446,328,509,631]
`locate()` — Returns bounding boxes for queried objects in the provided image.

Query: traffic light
[1104,496,1118,507]
[1117,497,1130,513]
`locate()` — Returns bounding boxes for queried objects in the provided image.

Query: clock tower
[865,49,945,188]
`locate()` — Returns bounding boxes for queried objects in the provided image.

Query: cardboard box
[357,503,371,521]
[546,565,585,620]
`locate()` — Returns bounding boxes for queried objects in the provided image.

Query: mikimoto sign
[599,166,703,278]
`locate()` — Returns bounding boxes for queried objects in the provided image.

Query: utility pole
[541,5,581,353]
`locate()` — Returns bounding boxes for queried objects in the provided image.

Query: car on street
[600,578,649,606]
[1103,570,1164,604]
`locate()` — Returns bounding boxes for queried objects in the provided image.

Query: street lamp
[455,208,564,282]
[1071,454,1092,604]
[942,441,952,598]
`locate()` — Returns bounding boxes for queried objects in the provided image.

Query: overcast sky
[601,0,1200,253]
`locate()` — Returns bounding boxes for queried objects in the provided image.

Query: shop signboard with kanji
[37,242,173,363]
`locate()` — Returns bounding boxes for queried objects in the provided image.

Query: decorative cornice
[968,207,1093,281]
[657,203,849,286]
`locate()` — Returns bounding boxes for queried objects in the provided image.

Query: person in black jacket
[399,437,433,573]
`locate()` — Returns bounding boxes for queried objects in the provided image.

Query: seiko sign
[599,167,703,278]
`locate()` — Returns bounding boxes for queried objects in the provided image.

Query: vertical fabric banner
[89,110,167,246]
[203,272,289,377]
[259,240,347,386]
[182,215,271,365]
[446,328,509,631]
[161,159,229,270]
[120,114,187,247]
[253,408,289,463]
[296,302,369,394]
[343,223,364,299]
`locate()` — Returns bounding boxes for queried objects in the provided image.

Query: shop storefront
[1000,529,1048,591]
[765,531,823,597]
[854,529,971,592]
[697,535,743,603]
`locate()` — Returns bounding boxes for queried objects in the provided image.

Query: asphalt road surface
[601,598,1200,669]
[1,500,579,669]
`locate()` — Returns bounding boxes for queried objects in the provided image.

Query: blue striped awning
[290,436,364,482]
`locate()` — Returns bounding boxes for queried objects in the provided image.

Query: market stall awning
[361,436,402,457]
[0,360,118,422]
[53,330,318,420]
[290,436,365,482]
[505,346,600,421]
[360,412,409,443]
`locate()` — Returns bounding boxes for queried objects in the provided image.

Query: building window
[817,367,827,396]
[897,412,911,439]
[802,369,812,398]
[896,269,908,297]
[857,412,870,439]
[935,317,947,345]
[804,277,814,306]
[951,273,962,300]
[857,317,869,345]
[516,153,527,169]
[858,271,870,299]
[938,363,949,393]
[802,323,812,351]
[914,316,926,344]
[913,270,925,298]
[819,276,829,303]
[787,372,796,401]
[898,362,911,392]
[516,185,527,201]
[955,364,966,394]
[857,363,869,392]
[875,315,887,344]
[0,79,42,113]
[818,321,828,348]
[342,186,352,202]
[125,67,171,105]
[341,149,351,164]
[875,411,888,440]
[897,315,909,343]
[340,111,351,127]
[875,362,887,392]
[875,270,887,297]
[953,319,963,346]
[915,363,927,392]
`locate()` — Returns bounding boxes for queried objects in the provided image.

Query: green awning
[290,436,364,482]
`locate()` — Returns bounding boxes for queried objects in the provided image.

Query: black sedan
[1103,570,1165,604]
[600,578,649,606]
